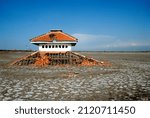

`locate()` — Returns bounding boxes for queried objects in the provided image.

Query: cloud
[72,33,150,51]
[73,33,115,40]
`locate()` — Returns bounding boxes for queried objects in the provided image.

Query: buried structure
[11,30,110,66]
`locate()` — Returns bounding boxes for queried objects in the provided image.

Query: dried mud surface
[0,51,150,101]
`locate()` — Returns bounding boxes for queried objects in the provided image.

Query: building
[30,30,78,52]
[11,29,104,66]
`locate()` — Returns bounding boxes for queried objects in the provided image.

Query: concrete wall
[39,43,72,52]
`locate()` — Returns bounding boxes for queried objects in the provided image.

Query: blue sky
[0,0,150,51]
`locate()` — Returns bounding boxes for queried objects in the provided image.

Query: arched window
[42,45,44,48]
[66,45,68,48]
[56,45,58,48]
[62,45,64,48]
[49,45,51,48]
[59,45,61,48]
[45,45,48,48]
[52,45,54,48]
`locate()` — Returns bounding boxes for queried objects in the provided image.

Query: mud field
[0,51,150,101]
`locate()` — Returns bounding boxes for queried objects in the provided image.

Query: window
[45,45,48,48]
[49,45,51,48]
[66,45,68,48]
[42,45,44,48]
[59,45,61,48]
[56,45,58,48]
[52,45,54,48]
[62,45,64,48]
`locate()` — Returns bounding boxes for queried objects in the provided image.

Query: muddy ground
[0,51,150,101]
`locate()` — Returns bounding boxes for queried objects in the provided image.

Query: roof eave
[31,41,77,45]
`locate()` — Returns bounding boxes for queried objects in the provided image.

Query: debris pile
[80,58,111,66]
[10,51,39,66]
[80,58,98,66]
[34,54,50,67]
[10,51,111,67]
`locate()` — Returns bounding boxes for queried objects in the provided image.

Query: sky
[0,0,150,51]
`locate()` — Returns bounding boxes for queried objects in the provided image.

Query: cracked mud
[0,51,150,100]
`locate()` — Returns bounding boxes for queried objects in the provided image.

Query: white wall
[39,44,72,52]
